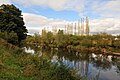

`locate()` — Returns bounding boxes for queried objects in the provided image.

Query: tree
[56,30,65,48]
[0,4,27,43]
[0,31,18,44]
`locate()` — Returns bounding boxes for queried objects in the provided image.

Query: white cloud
[12,0,85,16]
[0,0,10,5]
[23,13,48,27]
[22,13,66,34]
[91,0,120,18]
[2,0,120,18]
[90,18,120,35]
[23,13,120,35]
[1,0,120,35]
[9,0,120,18]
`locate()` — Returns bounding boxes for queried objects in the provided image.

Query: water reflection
[25,48,120,80]
[24,47,35,54]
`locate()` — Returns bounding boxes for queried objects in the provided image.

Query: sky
[0,0,120,35]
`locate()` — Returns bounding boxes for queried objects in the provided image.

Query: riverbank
[24,31,120,55]
[0,38,80,80]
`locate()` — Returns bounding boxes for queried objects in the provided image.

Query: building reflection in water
[24,48,120,80]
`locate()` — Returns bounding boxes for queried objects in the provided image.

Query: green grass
[0,39,80,80]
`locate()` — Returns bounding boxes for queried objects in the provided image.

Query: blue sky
[12,0,98,20]
[0,0,120,35]
[11,0,118,20]
[12,0,81,21]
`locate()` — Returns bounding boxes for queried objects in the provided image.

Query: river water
[25,47,120,80]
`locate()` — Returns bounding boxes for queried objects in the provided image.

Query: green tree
[0,4,27,43]
[0,31,18,44]
[56,30,65,48]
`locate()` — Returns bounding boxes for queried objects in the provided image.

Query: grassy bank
[0,38,80,80]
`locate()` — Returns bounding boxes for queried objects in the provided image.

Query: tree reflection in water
[112,57,120,75]
[24,47,120,80]
[90,54,112,71]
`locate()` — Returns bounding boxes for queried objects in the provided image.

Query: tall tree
[0,4,27,43]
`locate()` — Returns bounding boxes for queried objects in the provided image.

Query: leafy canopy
[0,4,27,43]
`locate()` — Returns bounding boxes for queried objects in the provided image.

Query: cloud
[90,18,120,35]
[8,0,120,18]
[91,0,120,18]
[1,0,120,35]
[0,0,10,5]
[12,0,85,16]
[2,0,120,18]
[22,13,66,34]
[23,13,120,35]
[23,13,48,27]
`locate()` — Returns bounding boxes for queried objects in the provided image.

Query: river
[24,47,120,80]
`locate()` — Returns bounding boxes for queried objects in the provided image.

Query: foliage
[24,30,120,53]
[0,4,27,43]
[0,31,18,44]
[0,38,80,80]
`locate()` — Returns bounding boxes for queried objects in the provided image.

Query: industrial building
[64,17,90,36]
[42,17,90,36]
